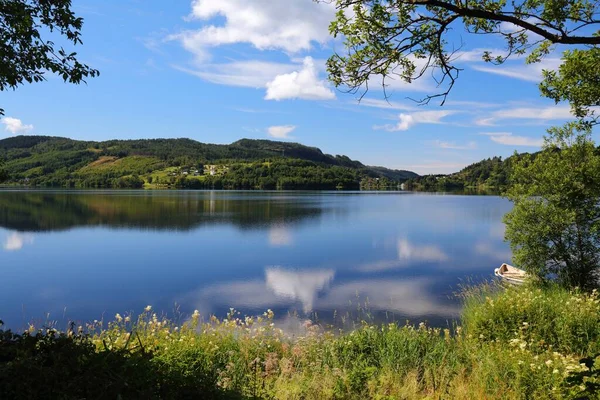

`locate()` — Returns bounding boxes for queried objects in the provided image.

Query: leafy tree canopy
[504,122,600,288]
[326,0,599,115]
[0,0,99,114]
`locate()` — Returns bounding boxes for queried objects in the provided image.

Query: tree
[504,122,600,289]
[0,158,7,182]
[326,0,599,108]
[0,0,99,114]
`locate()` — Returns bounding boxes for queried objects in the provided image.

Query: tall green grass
[2,285,600,399]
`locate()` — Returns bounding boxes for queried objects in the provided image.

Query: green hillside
[0,136,418,190]
[404,153,535,191]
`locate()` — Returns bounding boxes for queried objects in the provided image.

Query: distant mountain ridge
[0,135,418,189]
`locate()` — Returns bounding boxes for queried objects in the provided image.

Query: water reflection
[0,190,513,330]
[3,232,34,251]
[474,241,512,262]
[0,190,328,232]
[357,238,448,272]
[268,226,293,247]
[266,268,335,313]
[181,266,459,322]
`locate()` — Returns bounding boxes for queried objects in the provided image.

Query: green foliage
[504,123,600,289]
[0,136,417,189]
[3,286,600,399]
[462,283,600,356]
[0,157,7,183]
[563,354,600,399]
[0,0,99,115]
[405,155,526,191]
[327,0,600,105]
[541,47,600,120]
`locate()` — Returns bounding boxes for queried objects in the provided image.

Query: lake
[0,190,512,331]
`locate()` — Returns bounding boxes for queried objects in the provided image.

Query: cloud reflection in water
[181,266,459,321]
[3,232,34,251]
[357,238,449,272]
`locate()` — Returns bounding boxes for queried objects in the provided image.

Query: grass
[2,284,600,399]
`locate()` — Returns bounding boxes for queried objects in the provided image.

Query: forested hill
[0,136,417,190]
[404,154,535,191]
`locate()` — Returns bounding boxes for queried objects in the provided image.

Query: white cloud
[492,106,572,120]
[173,60,297,88]
[357,98,415,111]
[472,58,561,82]
[479,131,513,136]
[3,233,34,251]
[173,0,335,61]
[475,117,497,126]
[375,110,456,131]
[431,140,476,150]
[452,48,509,63]
[267,125,296,139]
[405,161,467,175]
[475,105,574,126]
[2,117,33,134]
[489,134,543,147]
[265,57,335,101]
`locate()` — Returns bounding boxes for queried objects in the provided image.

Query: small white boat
[494,263,527,285]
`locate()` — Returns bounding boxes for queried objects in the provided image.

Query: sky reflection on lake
[0,190,513,330]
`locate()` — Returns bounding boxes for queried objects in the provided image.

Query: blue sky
[0,0,586,174]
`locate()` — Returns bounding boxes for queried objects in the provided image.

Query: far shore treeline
[1,135,539,192]
[0,135,417,190]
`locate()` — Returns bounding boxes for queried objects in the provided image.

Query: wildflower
[124,316,131,323]
[546,360,553,366]
[145,305,152,312]
[115,313,123,322]
[522,322,528,327]
[553,369,559,374]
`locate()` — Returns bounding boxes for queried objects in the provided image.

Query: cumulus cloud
[375,110,456,131]
[2,117,33,134]
[267,125,296,139]
[173,0,335,60]
[3,233,34,251]
[265,57,335,101]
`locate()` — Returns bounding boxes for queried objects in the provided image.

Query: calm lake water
[0,190,512,330]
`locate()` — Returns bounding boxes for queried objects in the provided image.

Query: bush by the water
[1,284,600,399]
